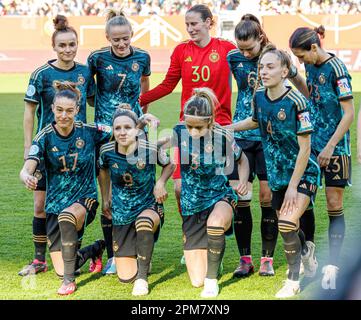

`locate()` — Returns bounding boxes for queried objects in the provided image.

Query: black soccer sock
[300,208,315,242]
[75,239,105,270]
[135,216,155,281]
[206,226,225,279]
[58,212,78,284]
[328,209,345,266]
[260,203,278,257]
[101,215,113,259]
[279,220,301,281]
[234,201,252,256]
[33,217,47,262]
[298,228,308,256]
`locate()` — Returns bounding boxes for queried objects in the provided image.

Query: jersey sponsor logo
[76,138,85,149]
[184,56,192,62]
[77,75,85,85]
[26,84,36,97]
[132,62,140,72]
[136,159,146,170]
[337,78,352,97]
[51,146,59,152]
[106,65,114,71]
[98,124,112,133]
[318,74,326,85]
[29,145,39,156]
[298,111,312,130]
[112,163,119,169]
[277,109,286,121]
[209,50,220,63]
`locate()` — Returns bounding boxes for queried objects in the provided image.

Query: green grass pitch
[0,73,360,300]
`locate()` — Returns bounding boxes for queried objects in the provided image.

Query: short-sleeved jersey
[99,139,170,225]
[252,87,320,191]
[87,46,151,125]
[305,53,353,155]
[24,60,95,132]
[141,38,236,125]
[173,123,241,215]
[27,121,112,214]
[227,49,261,141]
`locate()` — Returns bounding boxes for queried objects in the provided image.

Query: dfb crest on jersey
[318,74,326,85]
[76,138,85,149]
[132,62,140,72]
[77,75,85,85]
[209,50,220,63]
[277,109,286,121]
[136,158,146,170]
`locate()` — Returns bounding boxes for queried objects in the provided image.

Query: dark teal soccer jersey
[227,49,261,141]
[87,46,151,125]
[173,123,241,216]
[252,87,320,191]
[27,122,112,214]
[305,53,353,155]
[99,139,170,225]
[24,60,95,132]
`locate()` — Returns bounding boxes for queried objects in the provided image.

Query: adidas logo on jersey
[51,146,59,152]
[106,65,114,70]
[238,62,243,68]
[184,56,192,62]
[333,174,341,180]
[112,163,119,169]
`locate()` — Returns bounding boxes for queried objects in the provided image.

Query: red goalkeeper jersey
[140,37,236,125]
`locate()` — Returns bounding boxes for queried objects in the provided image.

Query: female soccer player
[226,14,279,277]
[229,45,320,298]
[289,26,355,287]
[139,4,236,256]
[87,9,151,274]
[20,15,95,277]
[98,105,174,296]
[159,88,249,297]
[20,81,112,295]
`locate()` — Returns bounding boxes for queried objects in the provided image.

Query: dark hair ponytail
[289,25,325,50]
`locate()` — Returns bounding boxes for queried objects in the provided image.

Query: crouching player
[20,81,112,295]
[98,106,175,296]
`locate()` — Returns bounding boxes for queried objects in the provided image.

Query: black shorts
[34,159,46,191]
[182,196,236,251]
[228,139,267,183]
[46,198,99,252]
[320,154,351,188]
[112,203,164,258]
[271,181,317,211]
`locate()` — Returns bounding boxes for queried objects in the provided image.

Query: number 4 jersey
[27,122,112,214]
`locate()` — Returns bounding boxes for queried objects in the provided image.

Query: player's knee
[34,200,45,217]
[259,191,272,203]
[326,197,342,211]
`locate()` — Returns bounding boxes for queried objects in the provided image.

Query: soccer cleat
[102,257,116,275]
[180,255,186,265]
[132,279,149,296]
[18,259,48,276]
[233,256,254,278]
[259,257,275,276]
[201,278,219,298]
[301,241,318,278]
[321,265,339,290]
[89,257,103,273]
[286,262,304,276]
[275,279,300,298]
[57,281,77,295]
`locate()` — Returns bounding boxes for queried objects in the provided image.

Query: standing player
[20,81,112,295]
[99,106,174,296]
[139,5,236,256]
[229,45,320,298]
[87,9,151,275]
[19,15,95,276]
[226,14,279,277]
[159,88,249,297]
[289,26,355,286]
